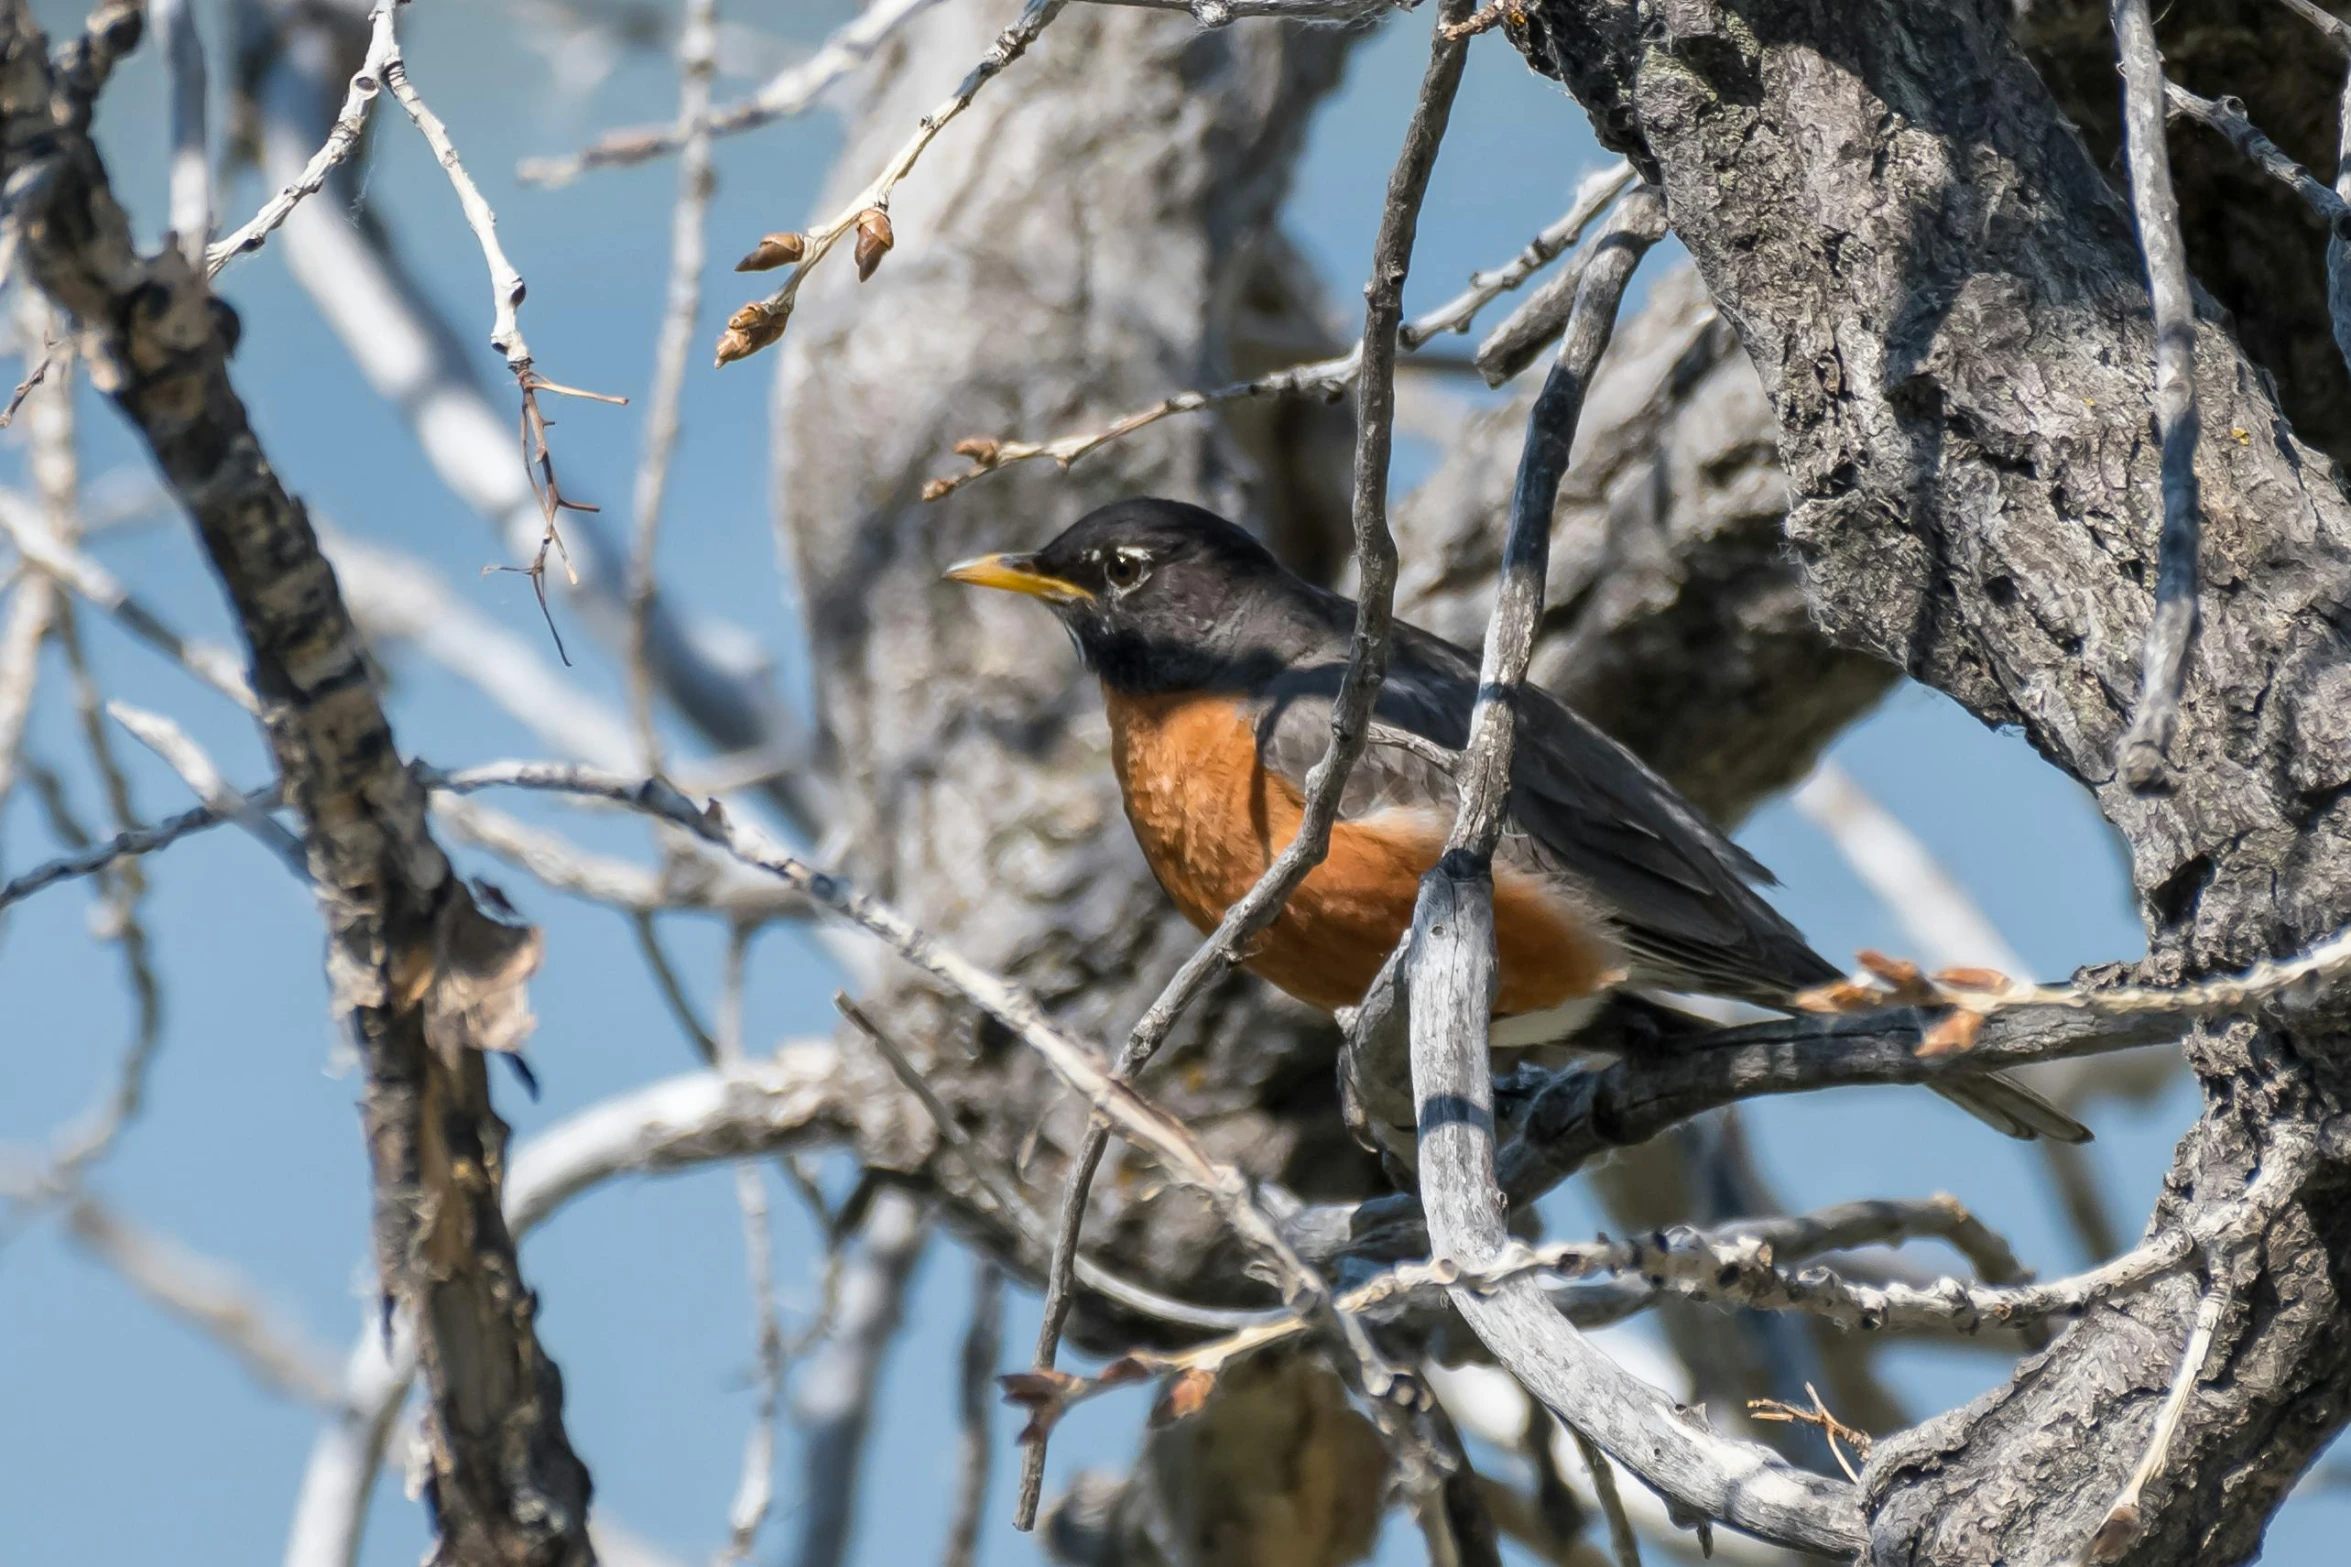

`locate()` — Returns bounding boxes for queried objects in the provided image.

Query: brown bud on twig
[714,299,791,367]
[1919,1009,1987,1057]
[953,437,1002,466]
[853,207,894,281]
[734,231,808,272]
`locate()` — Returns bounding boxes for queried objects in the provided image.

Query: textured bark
[2021,0,2351,472]
[1502,0,2351,1560]
[0,6,591,1563]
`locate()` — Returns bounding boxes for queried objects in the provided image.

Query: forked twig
[1750,1384,1872,1484]
[714,0,1072,366]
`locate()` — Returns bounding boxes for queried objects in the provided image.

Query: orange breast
[1104,689,1621,1016]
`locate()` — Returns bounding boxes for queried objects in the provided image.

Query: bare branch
[288,1046,853,1567]
[153,0,209,267]
[2110,0,2206,790]
[108,701,308,876]
[0,490,254,709]
[628,0,720,775]
[0,1,595,1551]
[1009,10,1470,1515]
[518,0,949,187]
[715,924,786,1563]
[920,347,1360,501]
[429,791,800,919]
[714,0,1074,366]
[207,3,391,274]
[1402,161,1635,348]
[922,161,1632,498]
[835,994,1281,1332]
[0,788,268,912]
[2274,0,2351,53]
[942,1257,1003,1567]
[377,8,528,375]
[788,1188,930,1567]
[2072,1276,2234,1564]
[59,1192,345,1407]
[1393,162,1865,1551]
[1566,1426,1641,1567]
[251,17,820,837]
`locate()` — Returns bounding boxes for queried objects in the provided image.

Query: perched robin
[948,497,2089,1143]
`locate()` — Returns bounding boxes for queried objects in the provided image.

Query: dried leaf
[1919,1009,1987,1057]
[1150,1367,1217,1428]
[1932,966,2012,995]
[853,207,894,281]
[733,231,807,272]
[396,882,546,1066]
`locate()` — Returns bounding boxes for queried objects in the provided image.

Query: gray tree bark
[1503,0,2351,1560]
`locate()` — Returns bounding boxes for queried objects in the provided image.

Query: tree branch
[0,4,594,1557]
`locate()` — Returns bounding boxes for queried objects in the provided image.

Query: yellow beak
[942,552,1093,604]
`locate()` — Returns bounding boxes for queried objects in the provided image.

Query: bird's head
[945,498,1294,690]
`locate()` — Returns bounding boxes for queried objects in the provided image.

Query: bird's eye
[1105,552,1146,589]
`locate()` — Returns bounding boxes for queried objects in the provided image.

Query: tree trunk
[1506,0,2351,1559]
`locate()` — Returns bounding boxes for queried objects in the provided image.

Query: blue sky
[0,2,2337,1564]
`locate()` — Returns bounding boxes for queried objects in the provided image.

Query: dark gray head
[945,498,1310,691]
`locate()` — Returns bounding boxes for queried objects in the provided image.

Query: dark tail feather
[1934,1073,2093,1143]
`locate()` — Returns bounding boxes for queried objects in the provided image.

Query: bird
[946,497,2089,1143]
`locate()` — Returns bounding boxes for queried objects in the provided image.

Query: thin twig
[923,161,1632,499]
[0,791,268,911]
[2073,1275,2233,1564]
[1792,760,2130,1256]
[717,923,784,1562]
[714,0,1073,366]
[1010,0,1473,1524]
[207,3,394,275]
[2162,80,2351,231]
[2274,0,2351,53]
[109,702,308,875]
[518,0,949,187]
[153,0,210,268]
[1567,1427,1642,1567]
[787,1188,930,1567]
[629,911,721,1060]
[1402,162,1635,348]
[834,993,1280,1331]
[22,338,165,1181]
[941,1257,1003,1567]
[627,0,719,776]
[2110,0,2205,790]
[376,0,625,655]
[919,347,1360,501]
[1748,1384,1871,1485]
[53,1191,346,1406]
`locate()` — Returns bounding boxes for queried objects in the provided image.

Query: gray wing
[1253,624,1838,1005]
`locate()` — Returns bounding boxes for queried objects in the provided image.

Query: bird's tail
[1933,1073,2093,1143]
